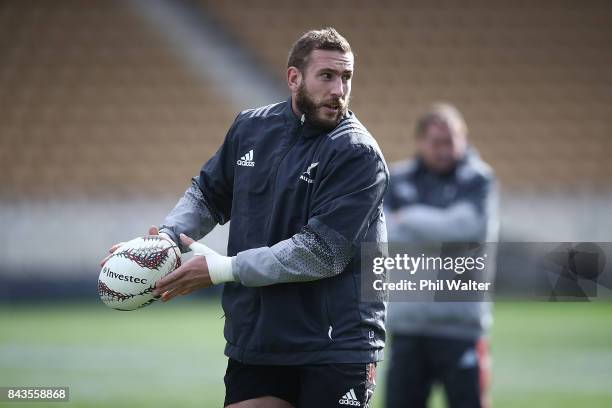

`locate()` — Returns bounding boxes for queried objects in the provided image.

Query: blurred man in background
[384,104,498,408]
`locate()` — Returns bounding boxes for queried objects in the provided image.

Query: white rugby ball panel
[98,236,181,311]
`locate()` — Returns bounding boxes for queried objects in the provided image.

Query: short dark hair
[416,103,468,139]
[287,27,352,72]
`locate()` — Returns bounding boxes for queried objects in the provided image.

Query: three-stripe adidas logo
[328,118,369,141]
[237,149,255,167]
[338,388,361,406]
[246,101,283,118]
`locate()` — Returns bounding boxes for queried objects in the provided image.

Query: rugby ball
[98,236,181,311]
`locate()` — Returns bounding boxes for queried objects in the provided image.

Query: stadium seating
[0,0,237,198]
[201,0,612,189]
[1,0,610,197]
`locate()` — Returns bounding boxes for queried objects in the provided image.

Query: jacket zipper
[264,115,304,240]
[325,280,334,341]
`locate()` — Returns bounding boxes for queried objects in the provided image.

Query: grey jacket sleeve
[232,144,389,287]
[387,178,499,243]
[390,202,486,242]
[159,178,218,252]
[232,218,354,286]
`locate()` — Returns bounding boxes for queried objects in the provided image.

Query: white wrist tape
[159,232,175,244]
[189,241,235,284]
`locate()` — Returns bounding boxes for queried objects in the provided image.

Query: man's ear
[287,66,302,93]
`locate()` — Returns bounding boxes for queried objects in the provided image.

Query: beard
[295,82,349,131]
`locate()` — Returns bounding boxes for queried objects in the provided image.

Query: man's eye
[342,74,352,81]
[321,73,332,80]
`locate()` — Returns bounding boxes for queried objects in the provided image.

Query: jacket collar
[283,96,351,139]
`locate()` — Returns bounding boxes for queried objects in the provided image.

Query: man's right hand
[99,225,174,267]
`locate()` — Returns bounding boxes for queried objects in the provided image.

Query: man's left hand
[152,234,213,302]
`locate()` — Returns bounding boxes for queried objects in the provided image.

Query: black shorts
[224,358,377,407]
[385,335,490,408]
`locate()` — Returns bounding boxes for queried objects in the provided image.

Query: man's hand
[152,234,213,302]
[99,225,173,267]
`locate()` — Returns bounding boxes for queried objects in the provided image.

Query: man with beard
[102,28,388,407]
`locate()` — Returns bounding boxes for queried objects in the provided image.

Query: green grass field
[1,300,611,407]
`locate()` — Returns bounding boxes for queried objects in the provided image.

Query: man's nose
[330,77,344,98]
